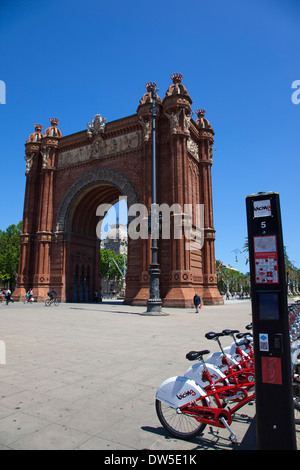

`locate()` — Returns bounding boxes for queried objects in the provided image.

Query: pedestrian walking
[5,288,12,305]
[193,293,202,313]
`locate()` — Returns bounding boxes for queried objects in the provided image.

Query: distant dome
[27,123,44,143]
[195,109,211,129]
[43,117,62,138]
[105,223,127,241]
[104,224,128,256]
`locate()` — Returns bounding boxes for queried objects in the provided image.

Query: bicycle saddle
[186,350,210,361]
[222,329,239,336]
[236,332,253,339]
[205,332,224,340]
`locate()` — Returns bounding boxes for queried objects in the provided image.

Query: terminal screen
[257,292,279,320]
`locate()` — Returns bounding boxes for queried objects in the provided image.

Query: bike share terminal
[246,192,296,450]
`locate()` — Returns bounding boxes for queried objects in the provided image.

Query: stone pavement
[0,298,298,450]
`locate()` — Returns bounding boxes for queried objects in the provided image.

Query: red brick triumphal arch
[15,73,223,306]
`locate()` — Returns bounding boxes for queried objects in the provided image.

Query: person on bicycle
[26,289,33,302]
[47,289,57,301]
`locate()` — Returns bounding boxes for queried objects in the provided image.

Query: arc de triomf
[14,73,223,306]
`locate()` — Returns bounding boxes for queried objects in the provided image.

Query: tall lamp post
[142,83,167,316]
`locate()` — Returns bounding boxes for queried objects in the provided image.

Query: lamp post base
[140,263,169,316]
[140,298,168,316]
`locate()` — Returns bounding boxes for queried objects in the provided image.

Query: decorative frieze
[57,145,91,168]
[57,131,141,168]
[90,131,141,158]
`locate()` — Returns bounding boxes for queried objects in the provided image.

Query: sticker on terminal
[259,333,269,351]
[253,199,271,218]
[254,235,279,284]
[261,356,282,384]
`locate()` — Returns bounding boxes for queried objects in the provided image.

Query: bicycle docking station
[246,192,297,450]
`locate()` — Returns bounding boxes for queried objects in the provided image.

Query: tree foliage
[216,260,250,295]
[284,247,300,294]
[100,248,127,281]
[0,221,22,288]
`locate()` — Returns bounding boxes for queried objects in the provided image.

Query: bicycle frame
[223,329,254,365]
[185,331,255,390]
[156,369,255,442]
[156,325,258,442]
[156,311,300,443]
[181,385,255,428]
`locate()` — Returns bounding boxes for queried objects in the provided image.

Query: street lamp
[141,83,167,316]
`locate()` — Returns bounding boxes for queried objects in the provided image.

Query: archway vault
[56,168,138,234]
[54,168,137,302]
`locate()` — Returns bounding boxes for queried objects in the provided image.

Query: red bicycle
[184,330,255,391]
[156,312,300,442]
[156,348,255,443]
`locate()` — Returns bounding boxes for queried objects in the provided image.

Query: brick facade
[14,74,223,306]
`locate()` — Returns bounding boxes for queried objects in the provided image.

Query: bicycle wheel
[155,399,207,440]
[293,364,300,425]
[294,396,300,425]
[45,299,51,307]
[53,299,59,306]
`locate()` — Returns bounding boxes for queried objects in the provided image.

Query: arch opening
[57,169,136,303]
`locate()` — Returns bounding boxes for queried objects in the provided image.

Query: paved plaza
[0,298,298,450]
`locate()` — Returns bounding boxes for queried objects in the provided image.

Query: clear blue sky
[0,0,299,274]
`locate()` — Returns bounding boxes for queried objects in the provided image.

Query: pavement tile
[0,298,294,450]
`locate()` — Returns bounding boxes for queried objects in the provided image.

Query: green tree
[216,260,250,296]
[0,221,22,289]
[284,247,300,294]
[100,248,127,282]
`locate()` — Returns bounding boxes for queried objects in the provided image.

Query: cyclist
[25,288,33,302]
[47,288,57,301]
